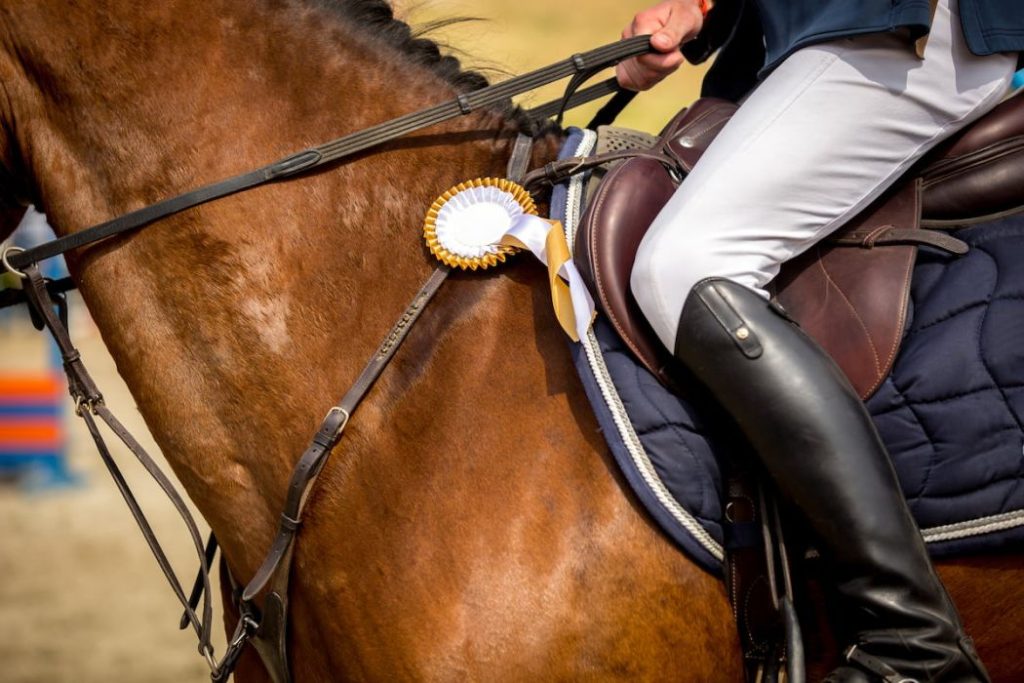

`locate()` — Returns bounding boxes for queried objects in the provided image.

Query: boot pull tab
[695,279,764,359]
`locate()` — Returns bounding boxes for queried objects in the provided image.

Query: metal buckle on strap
[1,245,27,279]
[325,406,349,440]
[208,614,259,682]
[844,645,919,683]
[312,406,350,448]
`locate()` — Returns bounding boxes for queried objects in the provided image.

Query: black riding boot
[674,277,988,683]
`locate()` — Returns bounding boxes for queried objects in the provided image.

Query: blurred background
[2,2,1020,682]
[0,3,707,682]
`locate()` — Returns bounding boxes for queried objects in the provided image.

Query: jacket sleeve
[682,0,766,102]
[680,0,745,64]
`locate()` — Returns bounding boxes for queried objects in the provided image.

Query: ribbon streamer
[500,215,595,342]
[423,180,596,341]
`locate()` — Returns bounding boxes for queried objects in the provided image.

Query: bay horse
[0,1,1020,680]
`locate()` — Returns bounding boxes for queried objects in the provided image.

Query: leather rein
[0,37,655,682]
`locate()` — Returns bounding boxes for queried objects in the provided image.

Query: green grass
[399,0,710,133]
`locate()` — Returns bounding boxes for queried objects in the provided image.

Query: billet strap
[6,36,657,272]
[829,226,968,254]
[20,264,218,668]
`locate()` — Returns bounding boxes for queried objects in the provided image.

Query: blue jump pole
[0,209,79,490]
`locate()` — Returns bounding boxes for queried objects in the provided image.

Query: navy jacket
[758,0,1024,67]
[685,0,1024,100]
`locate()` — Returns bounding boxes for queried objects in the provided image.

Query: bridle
[0,36,658,683]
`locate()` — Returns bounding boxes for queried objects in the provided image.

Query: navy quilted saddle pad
[553,128,1024,574]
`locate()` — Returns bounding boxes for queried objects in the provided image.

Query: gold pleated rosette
[423,178,596,341]
[423,178,537,271]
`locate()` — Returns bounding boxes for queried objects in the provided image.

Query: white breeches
[631,0,1017,351]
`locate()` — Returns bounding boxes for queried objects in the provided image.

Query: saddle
[572,92,1024,398]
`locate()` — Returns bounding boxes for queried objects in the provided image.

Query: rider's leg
[630,0,1016,680]
[632,0,1015,352]
[676,277,984,682]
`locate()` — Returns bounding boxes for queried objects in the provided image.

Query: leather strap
[829,225,968,254]
[506,133,535,182]
[522,148,684,187]
[6,36,657,272]
[0,79,619,314]
[180,533,219,629]
[845,645,915,683]
[0,275,75,310]
[237,266,450,683]
[526,77,622,123]
[244,265,448,602]
[587,88,638,129]
[20,264,218,667]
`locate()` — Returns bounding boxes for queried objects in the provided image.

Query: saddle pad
[553,128,1024,574]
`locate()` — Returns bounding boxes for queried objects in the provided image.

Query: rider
[618,0,1022,681]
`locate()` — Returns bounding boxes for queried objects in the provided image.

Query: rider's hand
[616,0,706,91]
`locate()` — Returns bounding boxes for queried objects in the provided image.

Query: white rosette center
[434,185,524,260]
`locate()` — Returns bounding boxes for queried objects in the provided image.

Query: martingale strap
[233,266,451,683]
[233,140,537,683]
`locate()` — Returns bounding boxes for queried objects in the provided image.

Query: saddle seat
[573,92,1024,397]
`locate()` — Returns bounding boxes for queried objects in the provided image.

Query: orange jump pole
[2,211,78,489]
[0,371,76,489]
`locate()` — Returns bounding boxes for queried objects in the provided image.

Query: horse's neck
[3,1,562,572]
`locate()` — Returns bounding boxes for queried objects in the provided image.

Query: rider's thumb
[651,25,682,52]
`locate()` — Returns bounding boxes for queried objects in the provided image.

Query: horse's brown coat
[0,1,1019,681]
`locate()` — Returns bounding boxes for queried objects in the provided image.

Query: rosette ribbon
[499,216,595,342]
[424,179,595,341]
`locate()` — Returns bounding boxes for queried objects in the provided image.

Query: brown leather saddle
[573,93,1024,399]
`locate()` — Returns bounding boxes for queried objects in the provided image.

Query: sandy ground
[0,3,706,681]
[0,306,225,683]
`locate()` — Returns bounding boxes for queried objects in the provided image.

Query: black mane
[313,0,493,93]
[311,0,542,131]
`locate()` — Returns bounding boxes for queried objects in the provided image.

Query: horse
[0,1,1020,680]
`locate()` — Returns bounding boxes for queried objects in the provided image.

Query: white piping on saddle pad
[922,509,1024,544]
[563,129,725,563]
[562,129,1024,559]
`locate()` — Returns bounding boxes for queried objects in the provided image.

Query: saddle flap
[575,154,681,388]
[575,99,927,400]
[773,182,921,399]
